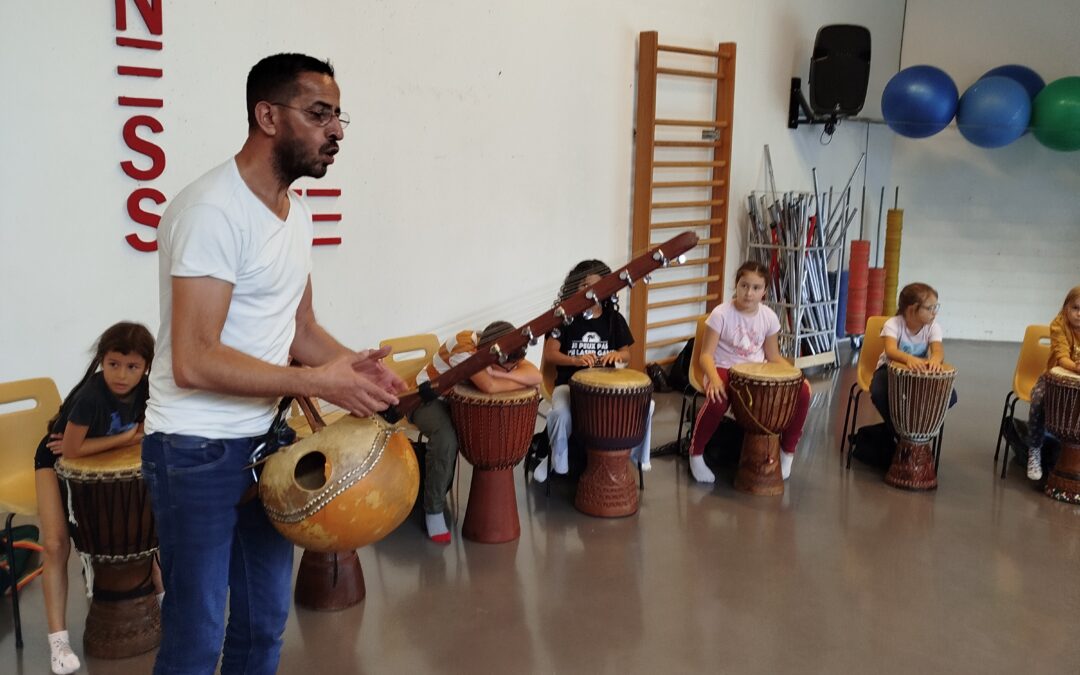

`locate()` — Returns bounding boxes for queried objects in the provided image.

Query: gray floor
[4,340,1079,674]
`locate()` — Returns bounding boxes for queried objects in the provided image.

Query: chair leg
[935,424,944,474]
[839,382,858,457]
[1000,397,1022,479]
[676,391,689,450]
[638,461,644,491]
[995,391,1016,461]
[845,390,864,469]
[5,512,23,649]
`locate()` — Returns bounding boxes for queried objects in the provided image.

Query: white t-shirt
[145,159,313,438]
[876,315,944,368]
[706,301,781,369]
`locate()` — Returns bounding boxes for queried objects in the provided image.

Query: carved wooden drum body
[885,362,956,490]
[56,443,160,658]
[1044,367,1080,503]
[569,368,652,517]
[448,383,540,543]
[727,362,803,496]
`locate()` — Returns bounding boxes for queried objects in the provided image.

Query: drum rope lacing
[262,425,392,524]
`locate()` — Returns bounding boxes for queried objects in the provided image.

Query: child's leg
[35,469,81,675]
[689,368,731,456]
[544,385,573,476]
[688,368,731,483]
[1027,374,1047,480]
[410,399,458,541]
[780,379,813,455]
[631,400,656,470]
[869,365,894,437]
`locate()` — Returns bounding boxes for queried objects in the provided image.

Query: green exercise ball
[1032,76,1080,151]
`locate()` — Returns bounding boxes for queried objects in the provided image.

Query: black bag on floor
[851,422,895,470]
[702,417,744,469]
[667,338,694,393]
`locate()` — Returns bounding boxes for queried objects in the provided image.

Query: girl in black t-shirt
[536,260,654,482]
[33,322,154,675]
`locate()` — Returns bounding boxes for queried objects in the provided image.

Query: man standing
[142,53,401,674]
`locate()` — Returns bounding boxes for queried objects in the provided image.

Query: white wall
[886,0,1080,340]
[1,1,904,394]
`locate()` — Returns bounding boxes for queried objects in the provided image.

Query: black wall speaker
[808,24,871,116]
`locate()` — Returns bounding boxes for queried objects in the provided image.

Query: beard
[271,136,336,184]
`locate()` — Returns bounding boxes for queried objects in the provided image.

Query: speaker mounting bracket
[788,77,842,135]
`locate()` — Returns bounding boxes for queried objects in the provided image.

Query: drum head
[1049,366,1080,385]
[450,382,540,404]
[729,362,801,382]
[887,361,956,375]
[56,442,143,479]
[570,367,651,390]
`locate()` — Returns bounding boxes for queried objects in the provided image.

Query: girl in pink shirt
[688,261,811,483]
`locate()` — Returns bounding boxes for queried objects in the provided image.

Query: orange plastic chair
[0,378,61,649]
[379,333,441,385]
[995,325,1051,478]
[841,316,888,468]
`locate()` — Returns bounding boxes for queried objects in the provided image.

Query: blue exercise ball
[881,65,958,138]
[981,64,1045,101]
[956,76,1031,148]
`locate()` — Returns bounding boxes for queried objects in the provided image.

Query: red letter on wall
[115,0,162,35]
[121,115,165,181]
[125,187,166,252]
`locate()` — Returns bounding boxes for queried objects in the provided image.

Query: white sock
[689,455,715,483]
[552,452,569,475]
[533,457,549,482]
[48,630,80,675]
[425,512,450,540]
[781,451,795,480]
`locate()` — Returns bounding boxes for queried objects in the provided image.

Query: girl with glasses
[870,282,958,443]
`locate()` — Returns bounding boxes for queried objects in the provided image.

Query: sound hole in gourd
[294,451,328,490]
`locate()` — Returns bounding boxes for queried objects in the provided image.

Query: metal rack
[746,191,848,369]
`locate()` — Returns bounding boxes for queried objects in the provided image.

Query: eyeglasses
[270,102,350,128]
[921,303,941,313]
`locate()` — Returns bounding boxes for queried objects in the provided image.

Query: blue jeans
[142,433,294,675]
[546,385,654,472]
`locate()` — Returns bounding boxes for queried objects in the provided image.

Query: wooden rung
[650,355,678,367]
[648,275,719,290]
[655,119,727,128]
[699,237,723,245]
[647,315,703,330]
[658,44,721,58]
[646,335,695,350]
[654,160,727,168]
[654,140,724,148]
[657,67,722,80]
[653,180,726,189]
[652,199,724,210]
[649,217,724,230]
[673,256,723,267]
[647,294,717,310]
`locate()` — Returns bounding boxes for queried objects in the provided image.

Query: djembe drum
[569,368,652,517]
[260,415,420,610]
[448,383,540,543]
[727,362,803,496]
[55,443,160,658]
[885,362,956,490]
[1043,367,1080,503]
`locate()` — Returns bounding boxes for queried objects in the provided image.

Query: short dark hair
[734,260,769,285]
[246,53,335,129]
[896,282,938,316]
[478,321,527,362]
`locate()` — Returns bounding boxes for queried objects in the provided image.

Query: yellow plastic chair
[539,357,557,402]
[379,333,440,385]
[675,315,710,450]
[995,325,1051,478]
[0,377,61,649]
[841,316,888,468]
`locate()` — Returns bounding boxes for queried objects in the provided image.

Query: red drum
[727,362,803,496]
[569,369,652,517]
[885,362,956,490]
[55,444,160,659]
[448,384,540,543]
[1043,367,1080,503]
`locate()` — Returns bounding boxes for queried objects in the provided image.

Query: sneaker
[781,451,795,480]
[1027,448,1043,481]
